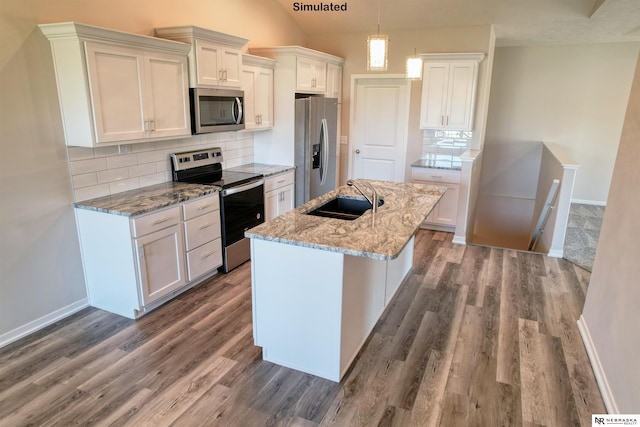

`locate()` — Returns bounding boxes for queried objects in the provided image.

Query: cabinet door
[445,62,476,130]
[255,67,274,129]
[85,42,147,142]
[279,184,295,215]
[326,63,342,99]
[420,62,449,129]
[195,39,223,86]
[311,60,327,93]
[135,224,186,305]
[296,57,326,94]
[220,48,242,87]
[433,184,459,225]
[241,66,258,129]
[264,189,280,221]
[145,52,190,138]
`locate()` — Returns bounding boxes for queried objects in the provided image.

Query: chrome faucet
[347,179,379,213]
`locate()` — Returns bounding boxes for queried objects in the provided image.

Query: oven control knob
[257,213,261,220]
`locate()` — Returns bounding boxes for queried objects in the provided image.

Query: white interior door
[349,75,410,182]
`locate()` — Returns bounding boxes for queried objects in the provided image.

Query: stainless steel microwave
[190,88,245,134]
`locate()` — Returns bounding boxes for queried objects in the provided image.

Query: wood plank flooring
[0,230,605,426]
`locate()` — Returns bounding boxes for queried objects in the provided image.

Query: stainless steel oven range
[170,147,264,273]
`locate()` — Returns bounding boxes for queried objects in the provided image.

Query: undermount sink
[306,196,385,221]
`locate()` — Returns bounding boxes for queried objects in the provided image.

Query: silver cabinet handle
[151,218,170,225]
[197,204,212,211]
[199,223,213,230]
[201,251,215,259]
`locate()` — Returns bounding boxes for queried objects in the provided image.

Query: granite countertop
[225,163,294,177]
[245,180,446,260]
[412,154,462,170]
[73,182,219,216]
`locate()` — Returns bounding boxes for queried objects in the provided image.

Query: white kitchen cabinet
[242,54,275,130]
[85,43,191,143]
[419,53,484,131]
[155,26,248,89]
[296,56,327,94]
[411,166,460,231]
[325,63,342,100]
[40,22,191,147]
[264,170,295,221]
[75,192,222,319]
[181,194,222,281]
[134,222,186,305]
[193,39,242,87]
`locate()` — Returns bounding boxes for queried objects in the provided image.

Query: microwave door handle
[232,97,243,125]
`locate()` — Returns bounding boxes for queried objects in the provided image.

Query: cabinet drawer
[184,212,221,251]
[186,238,222,281]
[411,167,460,184]
[264,171,294,192]
[131,206,181,237]
[182,194,219,220]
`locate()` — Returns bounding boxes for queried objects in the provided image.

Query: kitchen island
[245,180,445,381]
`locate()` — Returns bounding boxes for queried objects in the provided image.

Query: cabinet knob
[355,149,360,154]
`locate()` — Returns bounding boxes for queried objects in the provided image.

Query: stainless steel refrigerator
[294,97,338,206]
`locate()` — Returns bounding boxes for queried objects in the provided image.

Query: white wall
[579,53,640,413]
[483,43,639,203]
[0,0,305,345]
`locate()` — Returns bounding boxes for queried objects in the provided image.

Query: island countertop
[245,180,446,260]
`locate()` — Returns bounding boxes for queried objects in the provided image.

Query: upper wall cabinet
[40,22,191,147]
[250,46,344,97]
[155,26,248,88]
[296,57,327,94]
[242,54,275,131]
[326,62,343,101]
[419,53,484,131]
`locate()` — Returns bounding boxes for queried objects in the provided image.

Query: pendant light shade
[406,53,423,79]
[367,35,388,71]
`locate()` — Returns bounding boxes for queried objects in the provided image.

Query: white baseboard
[577,315,618,414]
[0,298,89,349]
[547,248,563,258]
[572,199,607,206]
[452,235,466,245]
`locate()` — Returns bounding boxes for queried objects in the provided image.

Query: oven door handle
[221,179,264,197]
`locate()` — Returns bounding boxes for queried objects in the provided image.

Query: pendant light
[367,0,388,71]
[406,49,422,79]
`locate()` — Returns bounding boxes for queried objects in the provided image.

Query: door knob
[355,149,360,154]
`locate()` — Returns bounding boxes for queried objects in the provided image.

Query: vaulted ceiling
[274,0,640,46]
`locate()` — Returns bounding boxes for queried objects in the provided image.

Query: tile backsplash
[68,132,254,202]
[422,130,472,157]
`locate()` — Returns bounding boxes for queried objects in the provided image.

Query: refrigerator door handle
[320,118,329,185]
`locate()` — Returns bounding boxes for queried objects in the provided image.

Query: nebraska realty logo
[293,2,348,11]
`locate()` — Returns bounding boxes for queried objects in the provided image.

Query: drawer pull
[201,251,216,259]
[432,176,442,179]
[151,218,171,225]
[199,223,213,230]
[197,204,212,211]
[276,179,285,184]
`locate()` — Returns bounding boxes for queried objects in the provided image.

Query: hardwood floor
[0,230,605,426]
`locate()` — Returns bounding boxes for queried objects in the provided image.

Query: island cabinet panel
[250,236,414,382]
[251,239,344,381]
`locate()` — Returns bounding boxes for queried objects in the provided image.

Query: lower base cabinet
[411,167,460,232]
[264,170,295,221]
[75,193,222,319]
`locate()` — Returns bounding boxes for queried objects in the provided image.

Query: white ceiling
[274,0,640,46]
